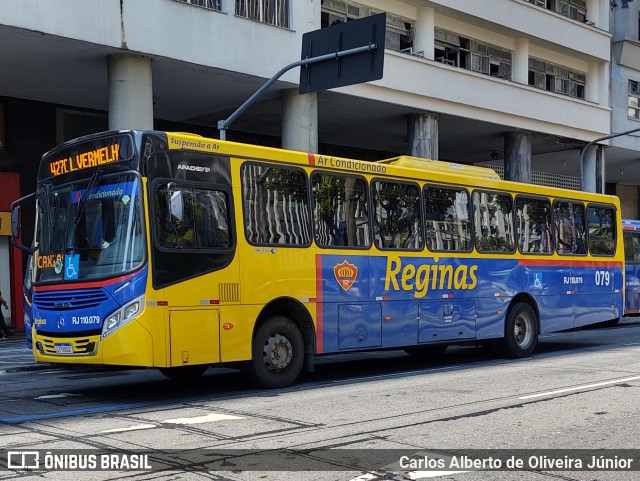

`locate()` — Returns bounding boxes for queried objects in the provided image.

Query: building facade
[0,0,639,327]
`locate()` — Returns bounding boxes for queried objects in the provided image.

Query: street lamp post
[579,126,640,191]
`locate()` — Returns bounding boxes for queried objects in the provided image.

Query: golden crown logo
[334,260,358,291]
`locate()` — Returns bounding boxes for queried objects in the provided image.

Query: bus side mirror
[11,206,20,239]
[168,186,185,223]
[10,194,36,255]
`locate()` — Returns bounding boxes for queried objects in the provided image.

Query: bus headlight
[102,295,144,340]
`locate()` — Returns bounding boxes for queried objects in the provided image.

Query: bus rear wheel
[500,302,538,358]
[159,365,208,381]
[243,315,304,389]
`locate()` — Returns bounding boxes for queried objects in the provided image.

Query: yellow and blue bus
[11,130,624,388]
[623,218,640,316]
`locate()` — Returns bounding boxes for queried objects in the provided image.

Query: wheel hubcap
[514,313,533,347]
[262,333,293,372]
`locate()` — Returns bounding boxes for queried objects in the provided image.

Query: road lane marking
[36,393,82,399]
[519,375,640,400]
[98,413,243,433]
[100,424,156,433]
[164,413,243,424]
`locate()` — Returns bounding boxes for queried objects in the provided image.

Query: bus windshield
[34,172,145,284]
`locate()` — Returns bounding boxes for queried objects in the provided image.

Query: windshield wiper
[73,168,103,225]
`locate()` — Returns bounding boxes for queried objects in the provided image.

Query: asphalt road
[1,319,640,481]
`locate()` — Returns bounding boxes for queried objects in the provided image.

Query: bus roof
[623,219,640,231]
[378,156,501,180]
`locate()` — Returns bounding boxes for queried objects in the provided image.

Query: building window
[320,0,416,54]
[629,80,640,120]
[434,29,512,80]
[236,0,289,28]
[176,0,222,11]
[524,0,587,23]
[528,58,585,99]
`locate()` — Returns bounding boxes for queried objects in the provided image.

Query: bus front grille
[36,334,100,356]
[34,288,109,310]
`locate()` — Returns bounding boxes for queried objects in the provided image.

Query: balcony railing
[235,0,290,28]
[176,0,222,11]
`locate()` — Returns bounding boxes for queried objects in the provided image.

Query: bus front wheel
[500,302,538,358]
[243,316,304,389]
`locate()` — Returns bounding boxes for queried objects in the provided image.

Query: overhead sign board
[299,13,386,94]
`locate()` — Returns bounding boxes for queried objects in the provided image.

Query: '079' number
[595,270,611,286]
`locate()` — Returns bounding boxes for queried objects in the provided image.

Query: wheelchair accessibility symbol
[533,272,543,289]
[64,254,80,280]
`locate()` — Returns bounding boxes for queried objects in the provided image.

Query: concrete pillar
[282,89,318,153]
[414,7,435,60]
[586,0,600,26]
[504,130,532,183]
[512,38,529,85]
[584,144,606,194]
[587,61,599,103]
[596,145,605,194]
[581,145,597,193]
[407,113,438,159]
[108,54,153,130]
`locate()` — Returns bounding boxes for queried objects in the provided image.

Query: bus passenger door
[418,300,475,342]
[169,309,220,366]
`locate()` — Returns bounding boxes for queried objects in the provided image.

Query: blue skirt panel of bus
[316,254,622,353]
[31,266,148,335]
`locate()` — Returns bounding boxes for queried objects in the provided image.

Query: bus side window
[572,203,586,255]
[554,201,574,254]
[473,191,515,253]
[424,186,471,252]
[515,196,552,254]
[311,172,370,248]
[194,191,230,249]
[241,163,311,246]
[587,206,615,256]
[372,180,422,250]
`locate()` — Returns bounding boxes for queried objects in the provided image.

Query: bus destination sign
[49,143,121,177]
[41,134,133,180]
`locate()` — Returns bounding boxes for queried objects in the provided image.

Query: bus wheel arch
[244,298,314,388]
[500,295,539,358]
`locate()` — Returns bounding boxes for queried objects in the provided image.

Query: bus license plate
[55,343,73,354]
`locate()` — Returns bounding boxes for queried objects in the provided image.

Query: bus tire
[243,316,304,389]
[159,365,208,381]
[404,345,448,359]
[500,302,538,358]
